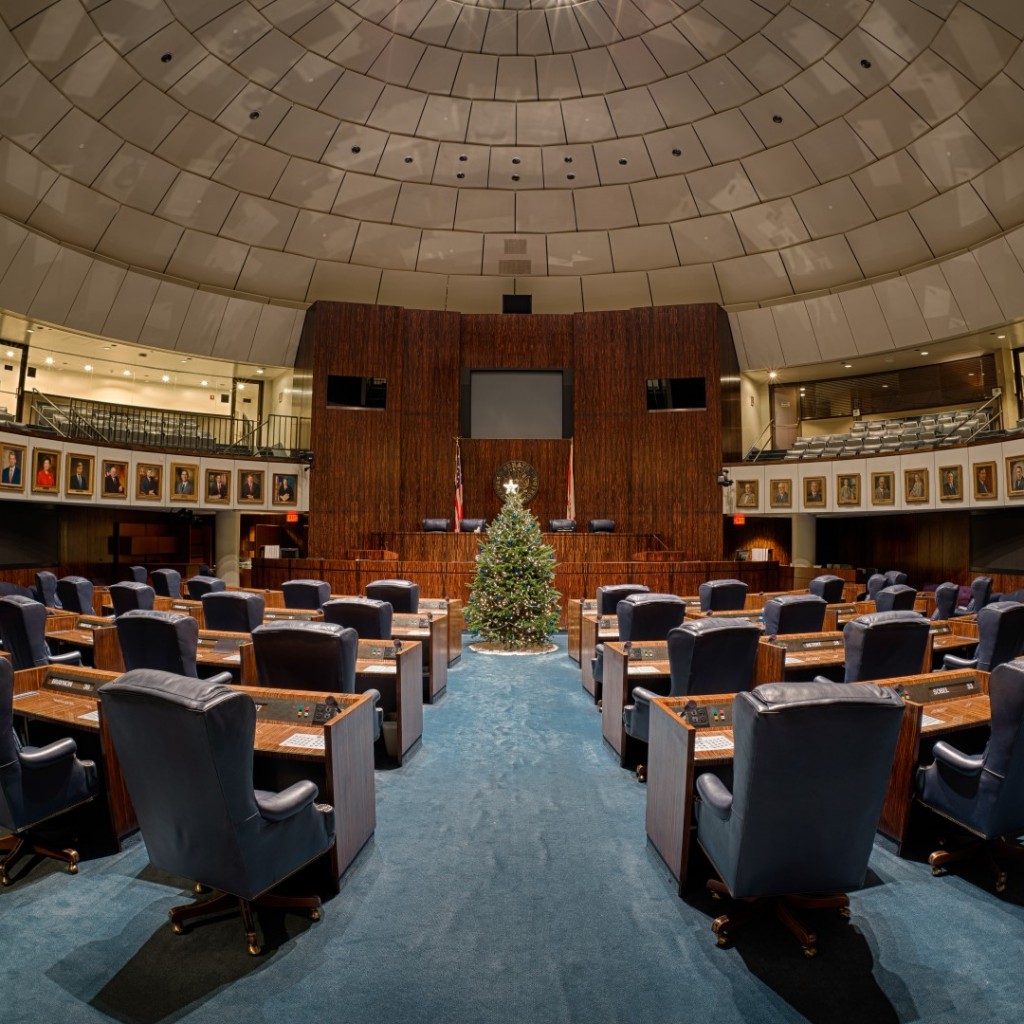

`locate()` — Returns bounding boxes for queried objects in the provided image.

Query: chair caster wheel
[710,890,720,901]
[67,863,78,875]
[839,907,851,919]
[597,700,603,711]
[931,867,945,877]
[310,909,321,921]
[716,934,730,948]
[0,873,10,887]
[248,943,262,956]
[194,883,207,895]
[635,765,647,783]
[172,923,185,935]
[996,875,1007,893]
[803,946,817,959]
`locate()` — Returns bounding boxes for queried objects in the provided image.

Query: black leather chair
[623,619,760,777]
[202,591,265,633]
[763,594,827,635]
[323,598,393,640]
[365,579,419,614]
[874,584,917,612]
[884,570,909,587]
[548,519,576,532]
[116,610,231,685]
[186,575,225,600]
[698,579,748,612]
[281,579,331,610]
[422,518,450,532]
[932,582,959,621]
[150,568,182,599]
[98,669,335,954]
[859,573,886,603]
[695,681,904,955]
[942,601,1024,673]
[0,582,34,599]
[33,571,60,608]
[917,661,1024,892]
[0,596,82,670]
[595,584,650,615]
[0,657,99,886]
[108,582,155,617]
[808,574,845,604]
[460,519,486,532]
[837,611,930,683]
[959,575,993,615]
[127,566,148,584]
[588,519,615,533]
[56,576,94,615]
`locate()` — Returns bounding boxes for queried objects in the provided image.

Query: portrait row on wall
[0,445,298,506]
[734,460,1015,510]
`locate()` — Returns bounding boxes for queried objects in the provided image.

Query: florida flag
[566,438,575,521]
[454,439,464,532]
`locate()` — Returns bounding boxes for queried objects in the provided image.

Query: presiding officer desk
[9,663,378,886]
[644,667,991,893]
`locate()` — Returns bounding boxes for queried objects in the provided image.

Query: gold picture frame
[272,473,297,506]
[206,468,231,502]
[904,468,929,503]
[768,478,792,508]
[973,461,997,501]
[1006,457,1024,498]
[66,453,94,496]
[238,469,264,503]
[735,479,759,508]
[101,460,128,499]
[870,471,894,506]
[0,443,26,491]
[939,465,963,501]
[135,463,162,500]
[31,448,60,494]
[170,462,199,502]
[803,476,826,507]
[837,473,861,506]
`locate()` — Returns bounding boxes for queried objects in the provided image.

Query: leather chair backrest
[0,596,52,669]
[548,519,576,532]
[281,579,331,609]
[116,610,199,677]
[974,601,1024,672]
[874,584,917,613]
[0,582,34,599]
[186,575,225,600]
[422,518,450,532]
[56,576,93,615]
[150,569,181,599]
[109,582,155,617]
[842,610,930,682]
[698,579,748,612]
[667,619,760,696]
[34,571,60,608]
[721,681,903,897]
[588,519,615,533]
[932,582,959,621]
[763,594,827,635]
[808,575,845,604]
[884,570,909,587]
[322,598,393,640]
[967,576,993,613]
[127,566,148,584]
[460,519,486,532]
[617,593,687,642]
[971,662,1024,836]
[251,620,358,693]
[365,579,420,614]
[202,591,265,633]
[866,574,886,601]
[596,584,650,615]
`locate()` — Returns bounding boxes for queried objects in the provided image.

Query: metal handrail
[748,418,775,462]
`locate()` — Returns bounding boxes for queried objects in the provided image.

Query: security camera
[717,468,734,487]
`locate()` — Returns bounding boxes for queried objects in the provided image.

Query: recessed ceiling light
[5,350,13,357]
[920,350,929,356]
[843,362,852,368]
[44,356,53,365]
[84,364,92,372]
[122,369,131,377]
[200,380,208,387]
[237,382,245,390]
[161,374,170,383]
[768,371,778,380]
[256,368,264,375]
[998,334,1006,339]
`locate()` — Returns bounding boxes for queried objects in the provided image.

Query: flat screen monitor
[326,375,386,409]
[647,377,707,410]
[970,510,1024,573]
[462,370,572,439]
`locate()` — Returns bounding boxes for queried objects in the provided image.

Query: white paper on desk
[404,629,429,637]
[221,654,241,664]
[921,714,945,728]
[695,733,733,752]
[629,665,662,675]
[13,690,39,699]
[78,710,100,723]
[279,733,324,751]
[362,664,395,674]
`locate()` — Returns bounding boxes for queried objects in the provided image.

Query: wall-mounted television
[326,375,387,409]
[646,377,707,410]
[461,370,573,439]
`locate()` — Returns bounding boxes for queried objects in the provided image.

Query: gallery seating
[0,596,82,670]
[322,598,393,640]
[202,591,265,633]
[808,575,845,604]
[56,576,94,615]
[365,579,419,614]
[150,569,182,599]
[186,575,226,600]
[942,602,1024,673]
[108,582,155,617]
[116,610,231,684]
[698,579,748,612]
[763,594,827,635]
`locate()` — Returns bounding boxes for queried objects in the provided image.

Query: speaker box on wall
[502,294,532,314]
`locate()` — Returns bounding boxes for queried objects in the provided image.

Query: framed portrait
[206,468,231,502]
[101,460,128,498]
[31,448,60,494]
[66,453,94,496]
[735,479,759,508]
[238,468,264,503]
[170,462,199,502]
[135,463,161,500]
[837,473,861,506]
[768,478,792,509]
[272,473,298,506]
[0,443,26,491]
[870,471,894,506]
[803,476,826,507]
[904,468,929,503]
[1007,457,1024,498]
[973,461,998,501]
[939,465,963,502]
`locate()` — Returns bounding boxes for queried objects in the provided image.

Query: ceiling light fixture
[843,362,852,368]
[200,380,208,387]
[4,350,12,357]
[84,364,92,372]
[768,371,778,380]
[122,369,131,377]
[920,350,929,356]
[256,368,264,375]
[161,374,170,382]
[44,356,53,364]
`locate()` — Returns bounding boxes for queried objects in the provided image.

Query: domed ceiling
[0,0,1023,369]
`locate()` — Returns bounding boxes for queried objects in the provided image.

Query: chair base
[0,833,79,886]
[707,879,850,957]
[929,835,1024,893]
[169,887,322,955]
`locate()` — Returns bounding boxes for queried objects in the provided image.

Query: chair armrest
[696,772,733,820]
[47,650,82,666]
[628,686,659,709]
[255,780,319,822]
[812,675,833,684]
[932,741,984,776]
[202,671,234,687]
[19,737,78,768]
[942,653,978,671]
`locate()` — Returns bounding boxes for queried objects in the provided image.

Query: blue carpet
[2,637,1024,1023]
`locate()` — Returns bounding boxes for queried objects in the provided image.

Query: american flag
[454,438,464,532]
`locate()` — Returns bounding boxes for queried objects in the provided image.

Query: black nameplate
[894,675,980,704]
[44,674,99,696]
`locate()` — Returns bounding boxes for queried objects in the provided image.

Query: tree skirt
[469,641,559,655]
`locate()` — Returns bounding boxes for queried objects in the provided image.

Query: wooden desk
[569,596,702,666]
[601,641,671,767]
[154,596,206,628]
[354,640,423,766]
[262,608,324,622]
[929,620,978,655]
[420,598,463,665]
[46,615,122,670]
[688,608,764,626]
[822,602,874,632]
[580,612,621,701]
[392,612,448,702]
[753,632,848,685]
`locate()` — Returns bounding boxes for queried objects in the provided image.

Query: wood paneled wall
[298,302,731,558]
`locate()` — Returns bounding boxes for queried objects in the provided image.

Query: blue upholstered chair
[366,579,419,614]
[958,575,993,615]
[698,579,748,612]
[98,669,336,954]
[860,573,886,603]
[595,584,649,615]
[33,571,60,608]
[56,576,93,615]
[918,661,1024,892]
[0,657,98,885]
[588,519,615,533]
[883,570,909,588]
[942,601,1024,673]
[150,569,181,599]
[422,518,450,532]
[108,582,155,617]
[202,591,265,633]
[695,681,904,954]
[837,611,930,683]
[874,584,917,612]
[186,575,225,600]
[548,519,576,532]
[127,566,148,584]
[931,582,959,621]
[322,598,393,640]
[0,596,82,670]
[116,610,231,685]
[460,519,486,532]
[281,579,331,610]
[808,575,845,604]
[763,594,827,635]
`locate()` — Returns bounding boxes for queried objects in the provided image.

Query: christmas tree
[465,481,561,649]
